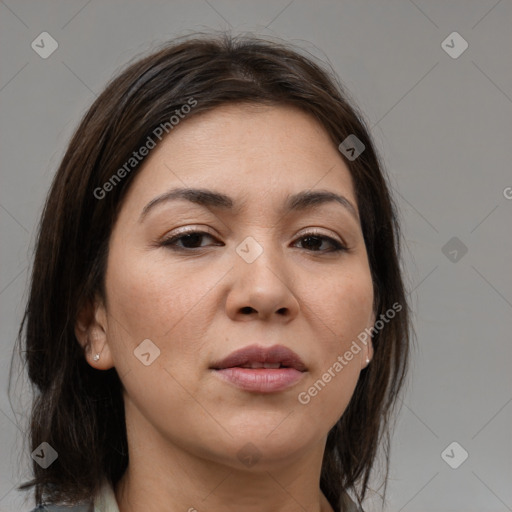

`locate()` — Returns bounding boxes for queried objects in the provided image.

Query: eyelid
[164,225,216,237]
[158,225,349,254]
[294,226,346,245]
[161,226,345,244]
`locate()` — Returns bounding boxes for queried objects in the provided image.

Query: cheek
[297,265,373,423]
[105,244,202,336]
[317,263,374,350]
[103,244,226,376]
[102,249,220,436]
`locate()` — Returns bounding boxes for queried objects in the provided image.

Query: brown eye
[294,232,347,253]
[159,230,347,253]
[160,230,221,250]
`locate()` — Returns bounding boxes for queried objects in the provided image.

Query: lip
[210,344,307,393]
[210,344,307,371]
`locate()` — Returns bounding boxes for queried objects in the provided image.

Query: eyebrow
[139,187,359,222]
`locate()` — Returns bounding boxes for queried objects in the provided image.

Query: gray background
[1,1,511,511]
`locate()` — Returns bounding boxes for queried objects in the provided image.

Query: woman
[17,33,411,512]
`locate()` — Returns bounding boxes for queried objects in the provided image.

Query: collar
[93,481,120,512]
[93,481,363,512]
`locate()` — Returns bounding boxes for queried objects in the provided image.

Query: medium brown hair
[13,32,411,509]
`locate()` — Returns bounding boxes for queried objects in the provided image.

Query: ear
[361,309,376,370]
[75,296,115,370]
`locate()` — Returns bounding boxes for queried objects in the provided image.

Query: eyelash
[158,229,348,254]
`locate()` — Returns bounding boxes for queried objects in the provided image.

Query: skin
[76,103,375,512]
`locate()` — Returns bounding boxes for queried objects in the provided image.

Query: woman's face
[90,103,375,468]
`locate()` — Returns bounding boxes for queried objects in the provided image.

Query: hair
[12,32,411,510]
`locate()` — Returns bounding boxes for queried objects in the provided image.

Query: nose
[225,241,300,323]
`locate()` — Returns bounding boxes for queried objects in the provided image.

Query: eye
[293,231,347,253]
[158,229,348,253]
[159,229,221,250]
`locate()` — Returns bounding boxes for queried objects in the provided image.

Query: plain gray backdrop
[1,1,511,511]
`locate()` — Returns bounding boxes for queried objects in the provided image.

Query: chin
[222,431,317,465]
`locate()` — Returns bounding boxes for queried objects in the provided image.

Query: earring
[93,353,100,362]
[366,357,370,365]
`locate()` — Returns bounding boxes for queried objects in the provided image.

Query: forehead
[152,103,339,167]
[121,103,357,217]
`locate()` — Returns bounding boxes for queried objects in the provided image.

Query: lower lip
[213,367,305,393]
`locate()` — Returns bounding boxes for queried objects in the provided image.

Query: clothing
[340,490,365,512]
[29,480,119,512]
[30,480,363,512]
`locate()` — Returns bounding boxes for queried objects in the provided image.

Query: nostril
[240,306,254,314]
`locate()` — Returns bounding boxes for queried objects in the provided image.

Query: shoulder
[29,504,92,511]
[339,490,365,512]
[29,479,117,512]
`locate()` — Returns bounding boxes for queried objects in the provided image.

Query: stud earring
[93,353,100,362]
[366,357,370,365]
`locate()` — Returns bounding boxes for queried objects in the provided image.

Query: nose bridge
[235,226,286,272]
[227,232,299,320]
[234,233,285,282]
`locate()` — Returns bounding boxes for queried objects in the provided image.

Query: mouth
[210,344,307,393]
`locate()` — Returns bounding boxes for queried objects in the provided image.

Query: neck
[115,399,335,512]
[116,469,335,512]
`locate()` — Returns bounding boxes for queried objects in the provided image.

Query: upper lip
[210,344,307,371]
